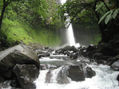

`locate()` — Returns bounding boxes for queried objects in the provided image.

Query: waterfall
[61,0,80,47]
[65,14,76,46]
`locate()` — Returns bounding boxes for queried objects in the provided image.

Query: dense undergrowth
[2,18,61,46]
[0,0,63,47]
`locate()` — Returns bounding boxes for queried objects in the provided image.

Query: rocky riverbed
[0,44,119,89]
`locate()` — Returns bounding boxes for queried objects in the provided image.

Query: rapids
[35,57,119,89]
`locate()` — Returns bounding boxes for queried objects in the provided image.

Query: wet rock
[108,55,119,65]
[55,46,78,55]
[38,52,50,58]
[45,70,52,83]
[14,64,39,82]
[56,67,70,84]
[13,64,38,89]
[40,64,48,70]
[111,60,119,71]
[67,65,96,81]
[67,52,79,60]
[50,55,68,59]
[0,44,40,88]
[0,81,11,89]
[63,46,77,52]
[67,65,85,81]
[55,46,79,60]
[85,67,96,78]
[117,74,119,84]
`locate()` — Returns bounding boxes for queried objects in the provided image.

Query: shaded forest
[0,0,64,48]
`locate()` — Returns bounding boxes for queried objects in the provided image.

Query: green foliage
[2,18,60,46]
[0,0,63,46]
[96,2,107,16]
[99,8,119,24]
[62,0,97,24]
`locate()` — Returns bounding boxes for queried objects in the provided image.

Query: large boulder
[67,65,96,81]
[12,64,38,89]
[0,44,40,88]
[67,65,85,81]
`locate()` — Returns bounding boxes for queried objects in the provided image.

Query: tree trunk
[0,1,7,31]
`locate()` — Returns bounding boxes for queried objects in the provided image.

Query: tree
[62,0,119,42]
[0,0,22,47]
[0,0,21,31]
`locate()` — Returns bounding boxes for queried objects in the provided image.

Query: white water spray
[35,61,119,89]
[61,0,80,47]
[65,14,76,46]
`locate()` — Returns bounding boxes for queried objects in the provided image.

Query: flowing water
[1,0,119,89]
[35,57,119,89]
[34,1,119,89]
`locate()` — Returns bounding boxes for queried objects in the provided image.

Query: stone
[45,70,52,83]
[0,44,40,88]
[67,65,85,81]
[67,65,96,81]
[0,81,11,89]
[13,64,38,89]
[56,68,70,84]
[85,67,96,78]
[117,74,119,83]
[38,52,50,58]
[40,64,48,70]
[55,46,78,55]
[111,60,119,71]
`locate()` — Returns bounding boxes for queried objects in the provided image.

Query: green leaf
[98,11,110,24]
[96,3,104,11]
[112,9,119,19]
[105,10,113,24]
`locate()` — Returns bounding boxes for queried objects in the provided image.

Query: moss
[2,18,61,46]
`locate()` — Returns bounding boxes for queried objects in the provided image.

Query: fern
[105,10,113,24]
[98,8,119,24]
[98,11,110,24]
[112,9,119,19]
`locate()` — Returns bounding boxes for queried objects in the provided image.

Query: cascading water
[65,14,76,46]
[34,1,119,89]
[61,0,80,47]
[34,57,119,89]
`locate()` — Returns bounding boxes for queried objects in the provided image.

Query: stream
[35,55,119,89]
[35,0,119,88]
[1,0,119,89]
